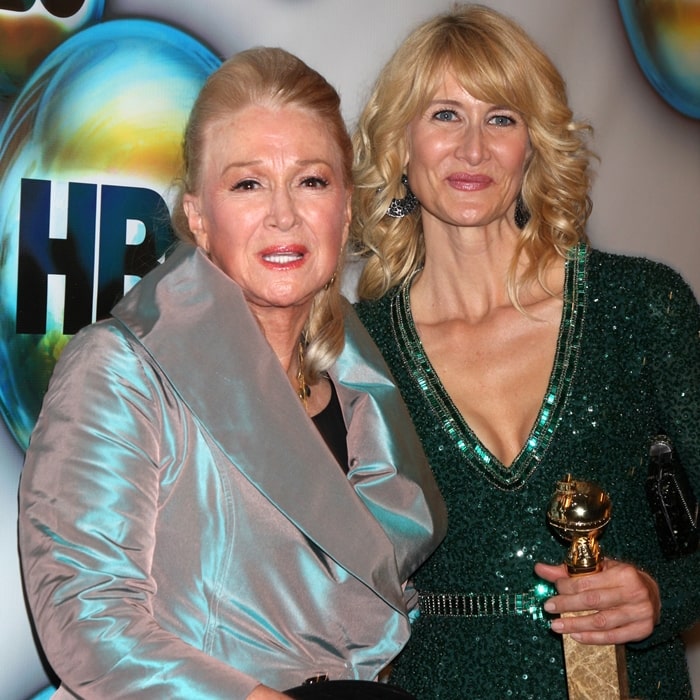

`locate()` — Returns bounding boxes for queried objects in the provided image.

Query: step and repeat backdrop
[1,2,698,698]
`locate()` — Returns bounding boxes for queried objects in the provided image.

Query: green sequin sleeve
[629,259,700,648]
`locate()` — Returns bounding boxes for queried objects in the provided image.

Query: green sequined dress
[355,245,700,700]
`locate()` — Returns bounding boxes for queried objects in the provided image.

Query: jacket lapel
[111,244,405,610]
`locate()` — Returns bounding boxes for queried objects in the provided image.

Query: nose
[456,125,486,164]
[265,186,299,231]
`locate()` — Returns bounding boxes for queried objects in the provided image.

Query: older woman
[18,48,446,700]
[352,5,699,699]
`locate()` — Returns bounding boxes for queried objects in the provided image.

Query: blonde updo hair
[351,3,595,304]
[171,47,353,381]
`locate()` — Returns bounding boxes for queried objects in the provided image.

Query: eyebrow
[427,98,462,107]
[221,158,335,174]
[426,99,518,116]
[222,160,263,172]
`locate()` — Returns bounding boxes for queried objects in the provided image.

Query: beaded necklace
[390,243,587,491]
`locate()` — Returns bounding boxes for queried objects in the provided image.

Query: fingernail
[544,600,556,613]
[550,619,564,633]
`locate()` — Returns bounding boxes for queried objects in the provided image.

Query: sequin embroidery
[390,244,587,490]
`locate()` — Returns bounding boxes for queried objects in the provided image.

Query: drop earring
[387,174,419,218]
[323,271,337,291]
[514,193,530,229]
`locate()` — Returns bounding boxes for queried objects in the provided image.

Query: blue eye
[433,109,457,122]
[489,115,516,127]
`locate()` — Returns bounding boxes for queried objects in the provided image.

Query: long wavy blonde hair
[351,3,595,304]
[171,47,353,381]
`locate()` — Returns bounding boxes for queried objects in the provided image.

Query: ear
[183,194,209,253]
[402,137,410,169]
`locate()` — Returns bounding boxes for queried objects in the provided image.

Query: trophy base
[562,611,630,700]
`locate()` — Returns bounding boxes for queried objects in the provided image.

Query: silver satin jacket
[19,244,447,699]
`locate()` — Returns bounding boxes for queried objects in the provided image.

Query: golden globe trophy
[547,475,630,700]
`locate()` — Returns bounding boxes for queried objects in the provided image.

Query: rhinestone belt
[418,583,555,621]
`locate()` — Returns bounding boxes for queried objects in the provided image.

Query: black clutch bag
[645,435,699,559]
[284,680,417,700]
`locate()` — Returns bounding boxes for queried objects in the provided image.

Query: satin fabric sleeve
[631,264,700,648]
[18,323,261,700]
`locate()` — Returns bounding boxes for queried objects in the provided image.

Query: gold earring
[324,272,337,291]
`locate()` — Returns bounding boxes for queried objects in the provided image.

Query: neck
[248,304,309,373]
[414,219,565,324]
[414,220,519,321]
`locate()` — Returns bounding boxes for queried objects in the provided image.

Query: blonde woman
[19,48,445,700]
[353,5,699,699]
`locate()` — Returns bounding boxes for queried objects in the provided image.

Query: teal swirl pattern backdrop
[619,0,700,118]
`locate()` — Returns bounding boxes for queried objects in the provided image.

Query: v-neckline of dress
[389,243,588,491]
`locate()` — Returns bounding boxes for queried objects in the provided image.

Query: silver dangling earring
[387,174,419,218]
[514,193,530,229]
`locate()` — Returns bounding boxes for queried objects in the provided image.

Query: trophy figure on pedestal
[547,474,630,700]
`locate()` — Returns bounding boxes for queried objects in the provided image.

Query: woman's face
[184,104,350,317]
[405,72,531,231]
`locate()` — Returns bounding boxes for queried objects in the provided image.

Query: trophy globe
[547,474,612,575]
